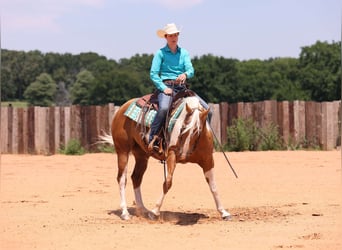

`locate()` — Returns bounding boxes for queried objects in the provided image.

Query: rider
[148,23,211,151]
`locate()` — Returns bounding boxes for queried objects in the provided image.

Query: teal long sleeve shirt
[150,45,194,91]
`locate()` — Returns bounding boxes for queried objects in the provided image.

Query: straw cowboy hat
[157,23,181,38]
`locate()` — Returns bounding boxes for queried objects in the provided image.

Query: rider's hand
[163,87,173,95]
[176,73,187,83]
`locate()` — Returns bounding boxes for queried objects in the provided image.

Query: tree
[298,41,341,101]
[24,73,56,106]
[69,70,96,105]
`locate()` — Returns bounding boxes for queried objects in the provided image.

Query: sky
[1,0,341,61]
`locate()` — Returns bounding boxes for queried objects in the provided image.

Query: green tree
[268,58,308,101]
[24,73,56,106]
[70,70,96,105]
[192,55,238,103]
[298,40,341,101]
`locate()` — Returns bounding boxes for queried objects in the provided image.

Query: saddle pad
[124,99,185,132]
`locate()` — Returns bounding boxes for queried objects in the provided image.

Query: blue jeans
[148,86,212,143]
[149,91,172,143]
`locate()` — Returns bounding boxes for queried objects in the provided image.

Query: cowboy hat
[157,23,180,38]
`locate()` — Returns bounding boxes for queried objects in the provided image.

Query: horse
[100,95,231,220]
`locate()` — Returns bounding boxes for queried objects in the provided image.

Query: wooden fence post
[277,101,290,144]
[209,103,221,144]
[219,102,228,145]
[1,108,8,153]
[1,100,340,154]
[27,106,35,154]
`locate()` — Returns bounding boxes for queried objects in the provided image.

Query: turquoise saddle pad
[124,99,184,132]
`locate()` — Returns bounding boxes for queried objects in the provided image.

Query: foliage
[59,139,86,155]
[96,144,115,153]
[298,41,341,101]
[226,118,259,151]
[226,118,285,151]
[70,70,96,105]
[1,101,28,107]
[23,73,56,106]
[1,40,340,105]
[259,123,284,150]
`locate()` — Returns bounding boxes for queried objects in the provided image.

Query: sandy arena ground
[0,151,341,250]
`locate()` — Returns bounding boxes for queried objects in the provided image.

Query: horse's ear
[200,108,210,121]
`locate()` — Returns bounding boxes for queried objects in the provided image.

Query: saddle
[136,88,196,111]
[135,88,197,153]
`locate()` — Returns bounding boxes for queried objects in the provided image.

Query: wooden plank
[17,108,24,154]
[228,103,237,126]
[22,108,28,154]
[35,107,48,155]
[316,103,323,148]
[54,107,60,153]
[7,105,13,153]
[264,100,277,126]
[321,102,328,150]
[305,101,318,146]
[243,102,253,120]
[236,102,244,118]
[96,105,102,136]
[27,106,35,154]
[219,102,228,145]
[99,104,109,134]
[108,103,115,130]
[88,105,97,150]
[209,103,221,144]
[321,102,335,150]
[81,106,89,149]
[252,101,263,127]
[11,108,19,153]
[277,101,290,144]
[1,108,9,153]
[292,101,306,144]
[332,101,340,148]
[289,101,294,143]
[48,107,55,154]
[64,106,71,146]
[58,107,64,150]
[70,105,82,141]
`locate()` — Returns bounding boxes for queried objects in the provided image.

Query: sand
[0,151,341,250]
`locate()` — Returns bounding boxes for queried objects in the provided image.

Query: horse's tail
[97,131,114,146]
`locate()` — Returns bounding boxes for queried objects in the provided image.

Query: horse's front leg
[150,151,177,219]
[204,168,232,220]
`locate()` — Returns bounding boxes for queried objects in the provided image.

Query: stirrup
[148,135,159,151]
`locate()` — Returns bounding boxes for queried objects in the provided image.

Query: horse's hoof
[120,213,131,220]
[222,214,232,221]
[147,211,159,221]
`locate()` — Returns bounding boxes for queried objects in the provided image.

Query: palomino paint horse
[101,96,231,220]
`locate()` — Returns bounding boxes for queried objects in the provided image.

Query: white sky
[1,0,341,60]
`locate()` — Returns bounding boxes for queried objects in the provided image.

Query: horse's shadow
[107,207,209,226]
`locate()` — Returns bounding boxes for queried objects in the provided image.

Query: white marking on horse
[205,169,231,219]
[119,166,130,220]
[169,97,202,158]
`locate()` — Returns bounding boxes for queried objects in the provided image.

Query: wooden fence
[0,100,341,154]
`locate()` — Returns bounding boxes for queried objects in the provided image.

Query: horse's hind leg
[131,146,150,217]
[204,168,231,220]
[116,151,131,220]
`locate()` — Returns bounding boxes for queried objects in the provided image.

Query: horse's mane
[169,97,202,147]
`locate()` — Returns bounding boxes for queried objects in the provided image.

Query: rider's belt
[163,79,180,85]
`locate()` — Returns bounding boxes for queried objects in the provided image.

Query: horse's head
[169,96,210,160]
